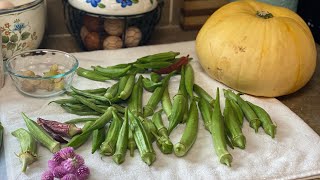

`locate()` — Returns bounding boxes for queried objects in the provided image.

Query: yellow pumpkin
[196,0,317,97]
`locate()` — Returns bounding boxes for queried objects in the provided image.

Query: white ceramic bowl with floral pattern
[0,0,46,60]
[68,0,158,16]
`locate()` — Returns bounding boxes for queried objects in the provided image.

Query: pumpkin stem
[256,11,273,19]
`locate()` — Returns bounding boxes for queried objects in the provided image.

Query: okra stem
[11,128,37,172]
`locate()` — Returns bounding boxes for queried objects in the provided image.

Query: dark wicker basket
[63,0,163,51]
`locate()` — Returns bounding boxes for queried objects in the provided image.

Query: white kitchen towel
[1,41,320,180]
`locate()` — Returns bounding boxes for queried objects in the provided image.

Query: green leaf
[2,36,9,43]
[132,0,139,3]
[10,34,18,42]
[150,0,153,4]
[7,42,16,50]
[21,32,31,40]
[98,3,105,8]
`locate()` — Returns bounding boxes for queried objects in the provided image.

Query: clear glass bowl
[5,49,79,98]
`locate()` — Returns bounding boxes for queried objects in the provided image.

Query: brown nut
[84,32,101,51]
[19,70,36,77]
[103,36,123,50]
[38,79,54,91]
[104,18,125,36]
[83,15,101,32]
[21,80,36,92]
[125,26,142,47]
[54,81,65,90]
[80,26,89,42]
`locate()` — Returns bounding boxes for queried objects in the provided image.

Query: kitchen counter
[41,27,320,135]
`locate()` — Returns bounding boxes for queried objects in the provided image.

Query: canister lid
[68,0,158,16]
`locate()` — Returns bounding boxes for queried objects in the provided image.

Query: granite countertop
[41,28,320,135]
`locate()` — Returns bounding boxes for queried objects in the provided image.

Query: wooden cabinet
[180,0,228,30]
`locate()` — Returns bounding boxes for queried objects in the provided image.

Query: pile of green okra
[46,51,277,167]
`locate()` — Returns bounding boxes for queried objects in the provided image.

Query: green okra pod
[198,97,213,132]
[67,121,94,149]
[129,111,156,166]
[140,117,157,143]
[229,99,244,126]
[150,72,161,83]
[136,51,180,64]
[68,87,108,95]
[224,89,261,132]
[174,99,198,157]
[133,62,172,70]
[161,86,172,118]
[104,81,119,99]
[142,77,163,92]
[22,113,60,153]
[71,86,111,102]
[143,72,174,117]
[50,97,105,106]
[77,67,111,82]
[224,99,246,149]
[168,66,188,134]
[180,99,189,124]
[0,122,3,150]
[193,84,215,106]
[118,74,136,100]
[128,126,136,157]
[184,63,194,98]
[197,98,234,149]
[92,126,106,154]
[93,65,132,79]
[100,111,123,156]
[11,128,37,172]
[247,101,277,138]
[62,103,90,111]
[151,110,173,154]
[111,75,129,102]
[72,95,106,114]
[61,104,101,116]
[49,98,80,105]
[210,88,232,167]
[112,108,130,164]
[65,118,98,124]
[128,75,143,116]
[81,106,115,135]
[152,110,169,138]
